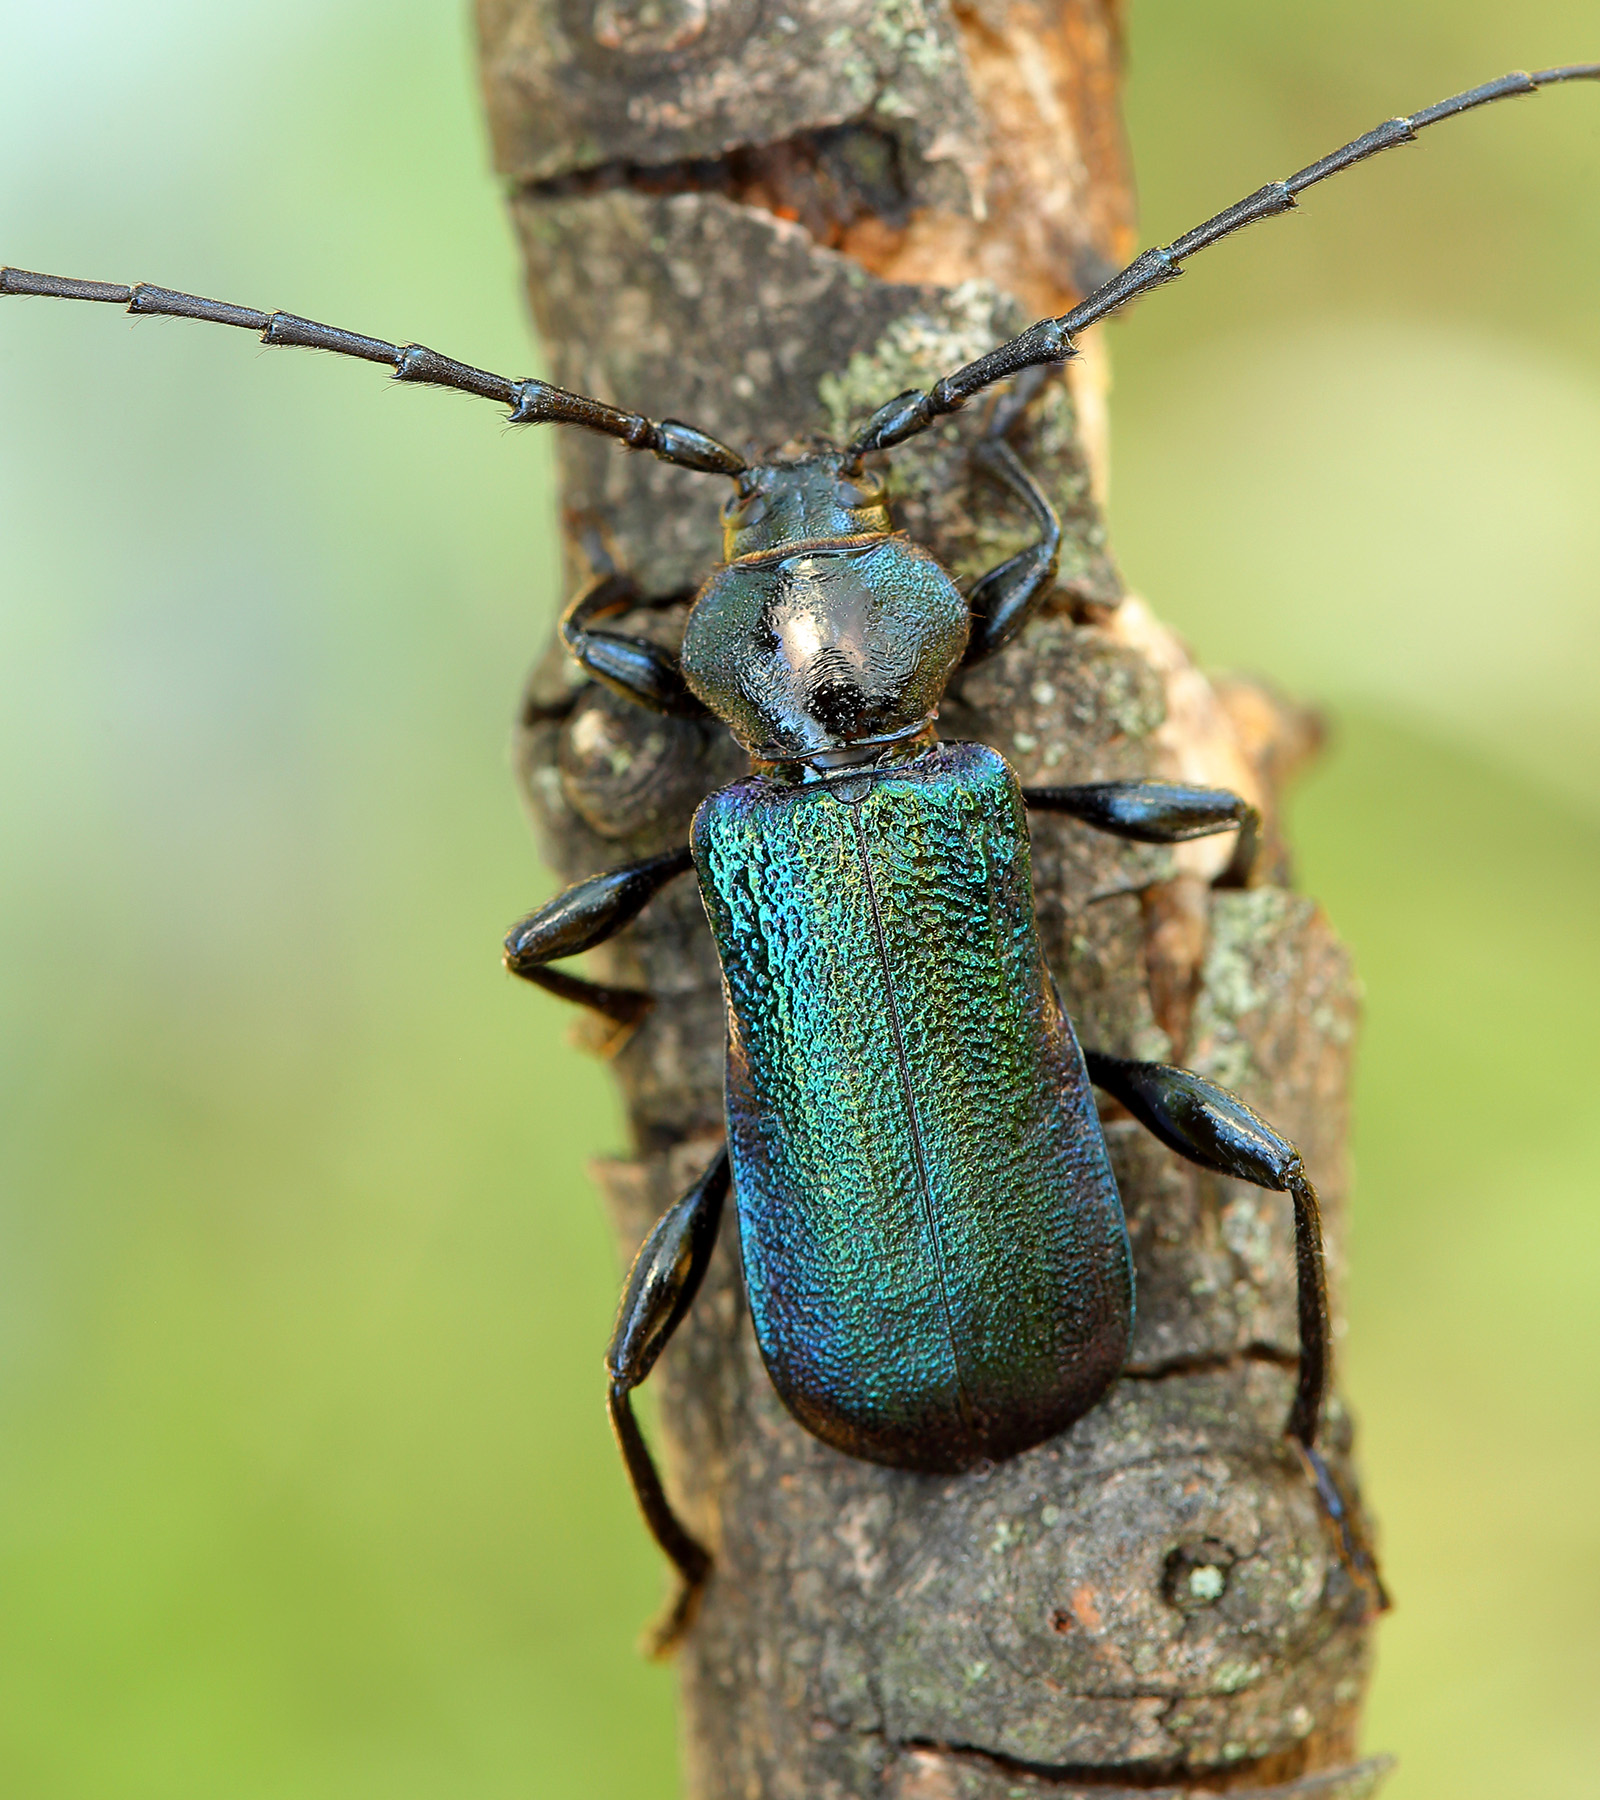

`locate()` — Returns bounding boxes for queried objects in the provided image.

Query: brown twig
[478,1,1386,1791]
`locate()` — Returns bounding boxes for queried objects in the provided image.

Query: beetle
[5,62,1594,1650]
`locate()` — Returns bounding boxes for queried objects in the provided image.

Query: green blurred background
[1,1,1596,1794]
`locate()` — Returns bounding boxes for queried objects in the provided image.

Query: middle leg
[504,845,694,1024]
[1025,779,1261,884]
[1026,778,1258,852]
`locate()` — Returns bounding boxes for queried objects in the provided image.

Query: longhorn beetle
[5,64,1595,1647]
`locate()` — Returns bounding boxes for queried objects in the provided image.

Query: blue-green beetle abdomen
[692,740,1133,1474]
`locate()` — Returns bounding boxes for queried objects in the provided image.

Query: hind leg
[1083,1051,1386,1607]
[606,1146,730,1654]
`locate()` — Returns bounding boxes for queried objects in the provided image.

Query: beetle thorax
[680,451,971,764]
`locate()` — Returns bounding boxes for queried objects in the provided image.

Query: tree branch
[477,1,1388,1792]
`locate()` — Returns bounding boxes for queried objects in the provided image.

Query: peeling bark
[477,2,1387,1793]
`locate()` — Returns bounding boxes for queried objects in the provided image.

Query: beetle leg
[504,845,694,1024]
[981,362,1053,442]
[1082,1051,1387,1606]
[1025,779,1259,864]
[606,1146,730,1656]
[1084,1051,1326,1440]
[961,439,1062,666]
[562,570,708,715]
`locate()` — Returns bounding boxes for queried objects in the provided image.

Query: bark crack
[1119,1344,1299,1382]
[899,1733,1317,1790]
[521,119,912,249]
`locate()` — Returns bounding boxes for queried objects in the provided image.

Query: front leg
[962,438,1062,665]
[607,1146,730,1655]
[562,571,707,715]
[504,846,693,1024]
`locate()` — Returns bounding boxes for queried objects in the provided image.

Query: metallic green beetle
[514,442,1338,1645]
[12,62,1591,1643]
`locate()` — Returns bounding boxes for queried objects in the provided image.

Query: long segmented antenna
[850,62,1600,457]
[0,267,746,476]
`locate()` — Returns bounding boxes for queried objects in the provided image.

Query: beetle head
[719,450,891,564]
[681,452,969,762]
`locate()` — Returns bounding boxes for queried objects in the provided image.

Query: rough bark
[475,3,1388,1793]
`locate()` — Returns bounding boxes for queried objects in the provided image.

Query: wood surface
[476,2,1389,1791]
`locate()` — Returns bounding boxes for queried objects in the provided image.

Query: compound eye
[835,478,884,509]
